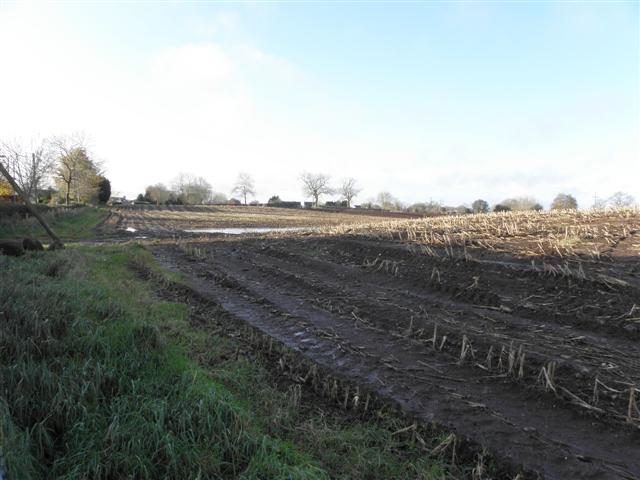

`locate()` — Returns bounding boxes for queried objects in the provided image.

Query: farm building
[107,196,131,206]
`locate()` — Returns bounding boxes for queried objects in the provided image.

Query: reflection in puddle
[184,227,311,235]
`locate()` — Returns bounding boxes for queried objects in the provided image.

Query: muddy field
[116,207,640,479]
[103,205,417,236]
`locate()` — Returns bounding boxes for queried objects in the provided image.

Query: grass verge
[0,244,469,479]
[0,206,107,242]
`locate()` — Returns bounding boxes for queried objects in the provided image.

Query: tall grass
[0,249,325,479]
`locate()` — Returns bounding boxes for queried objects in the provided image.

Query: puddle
[124,227,137,233]
[184,227,311,235]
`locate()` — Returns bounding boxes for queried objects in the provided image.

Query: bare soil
[106,207,640,479]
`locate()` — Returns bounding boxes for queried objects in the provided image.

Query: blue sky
[0,1,637,207]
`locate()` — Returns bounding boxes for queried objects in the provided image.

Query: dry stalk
[431,324,438,349]
[485,345,494,370]
[458,335,474,365]
[628,386,639,423]
[536,361,556,392]
[507,342,516,375]
[497,346,505,372]
[431,433,456,456]
[431,267,441,283]
[517,352,526,379]
[472,449,487,480]
[288,384,302,408]
[343,385,350,409]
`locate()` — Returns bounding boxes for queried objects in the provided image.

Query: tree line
[139,170,636,213]
[3,140,632,214]
[139,172,257,206]
[139,172,361,208]
[0,135,110,205]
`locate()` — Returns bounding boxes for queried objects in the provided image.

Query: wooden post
[0,158,64,247]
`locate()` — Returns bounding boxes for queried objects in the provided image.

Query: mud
[149,231,640,480]
[96,206,640,478]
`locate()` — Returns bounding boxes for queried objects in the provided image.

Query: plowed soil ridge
[153,237,640,480]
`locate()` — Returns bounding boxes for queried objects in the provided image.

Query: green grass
[0,206,107,242]
[0,244,462,479]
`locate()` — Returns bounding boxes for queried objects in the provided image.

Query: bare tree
[0,138,56,203]
[171,173,211,204]
[232,173,256,205]
[376,191,403,211]
[339,178,360,207]
[607,191,635,208]
[300,172,332,207]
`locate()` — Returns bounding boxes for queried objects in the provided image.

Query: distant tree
[97,177,111,203]
[208,192,228,204]
[359,201,381,210]
[406,201,443,215]
[339,178,361,207]
[300,172,333,207]
[607,191,635,208]
[232,173,256,205]
[550,193,577,210]
[376,191,393,209]
[493,204,511,212]
[376,191,403,211]
[267,195,281,204]
[171,173,211,204]
[167,192,183,205]
[455,205,472,214]
[499,197,543,212]
[145,183,171,205]
[55,151,80,205]
[228,197,241,205]
[55,148,100,204]
[50,134,96,205]
[136,193,145,202]
[471,199,489,213]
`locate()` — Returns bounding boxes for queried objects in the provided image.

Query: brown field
[110,206,640,479]
[103,204,417,235]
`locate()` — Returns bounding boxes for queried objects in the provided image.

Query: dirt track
[148,231,640,480]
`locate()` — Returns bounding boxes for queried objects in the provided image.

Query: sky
[0,1,638,208]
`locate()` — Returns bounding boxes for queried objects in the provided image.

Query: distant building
[107,196,131,206]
